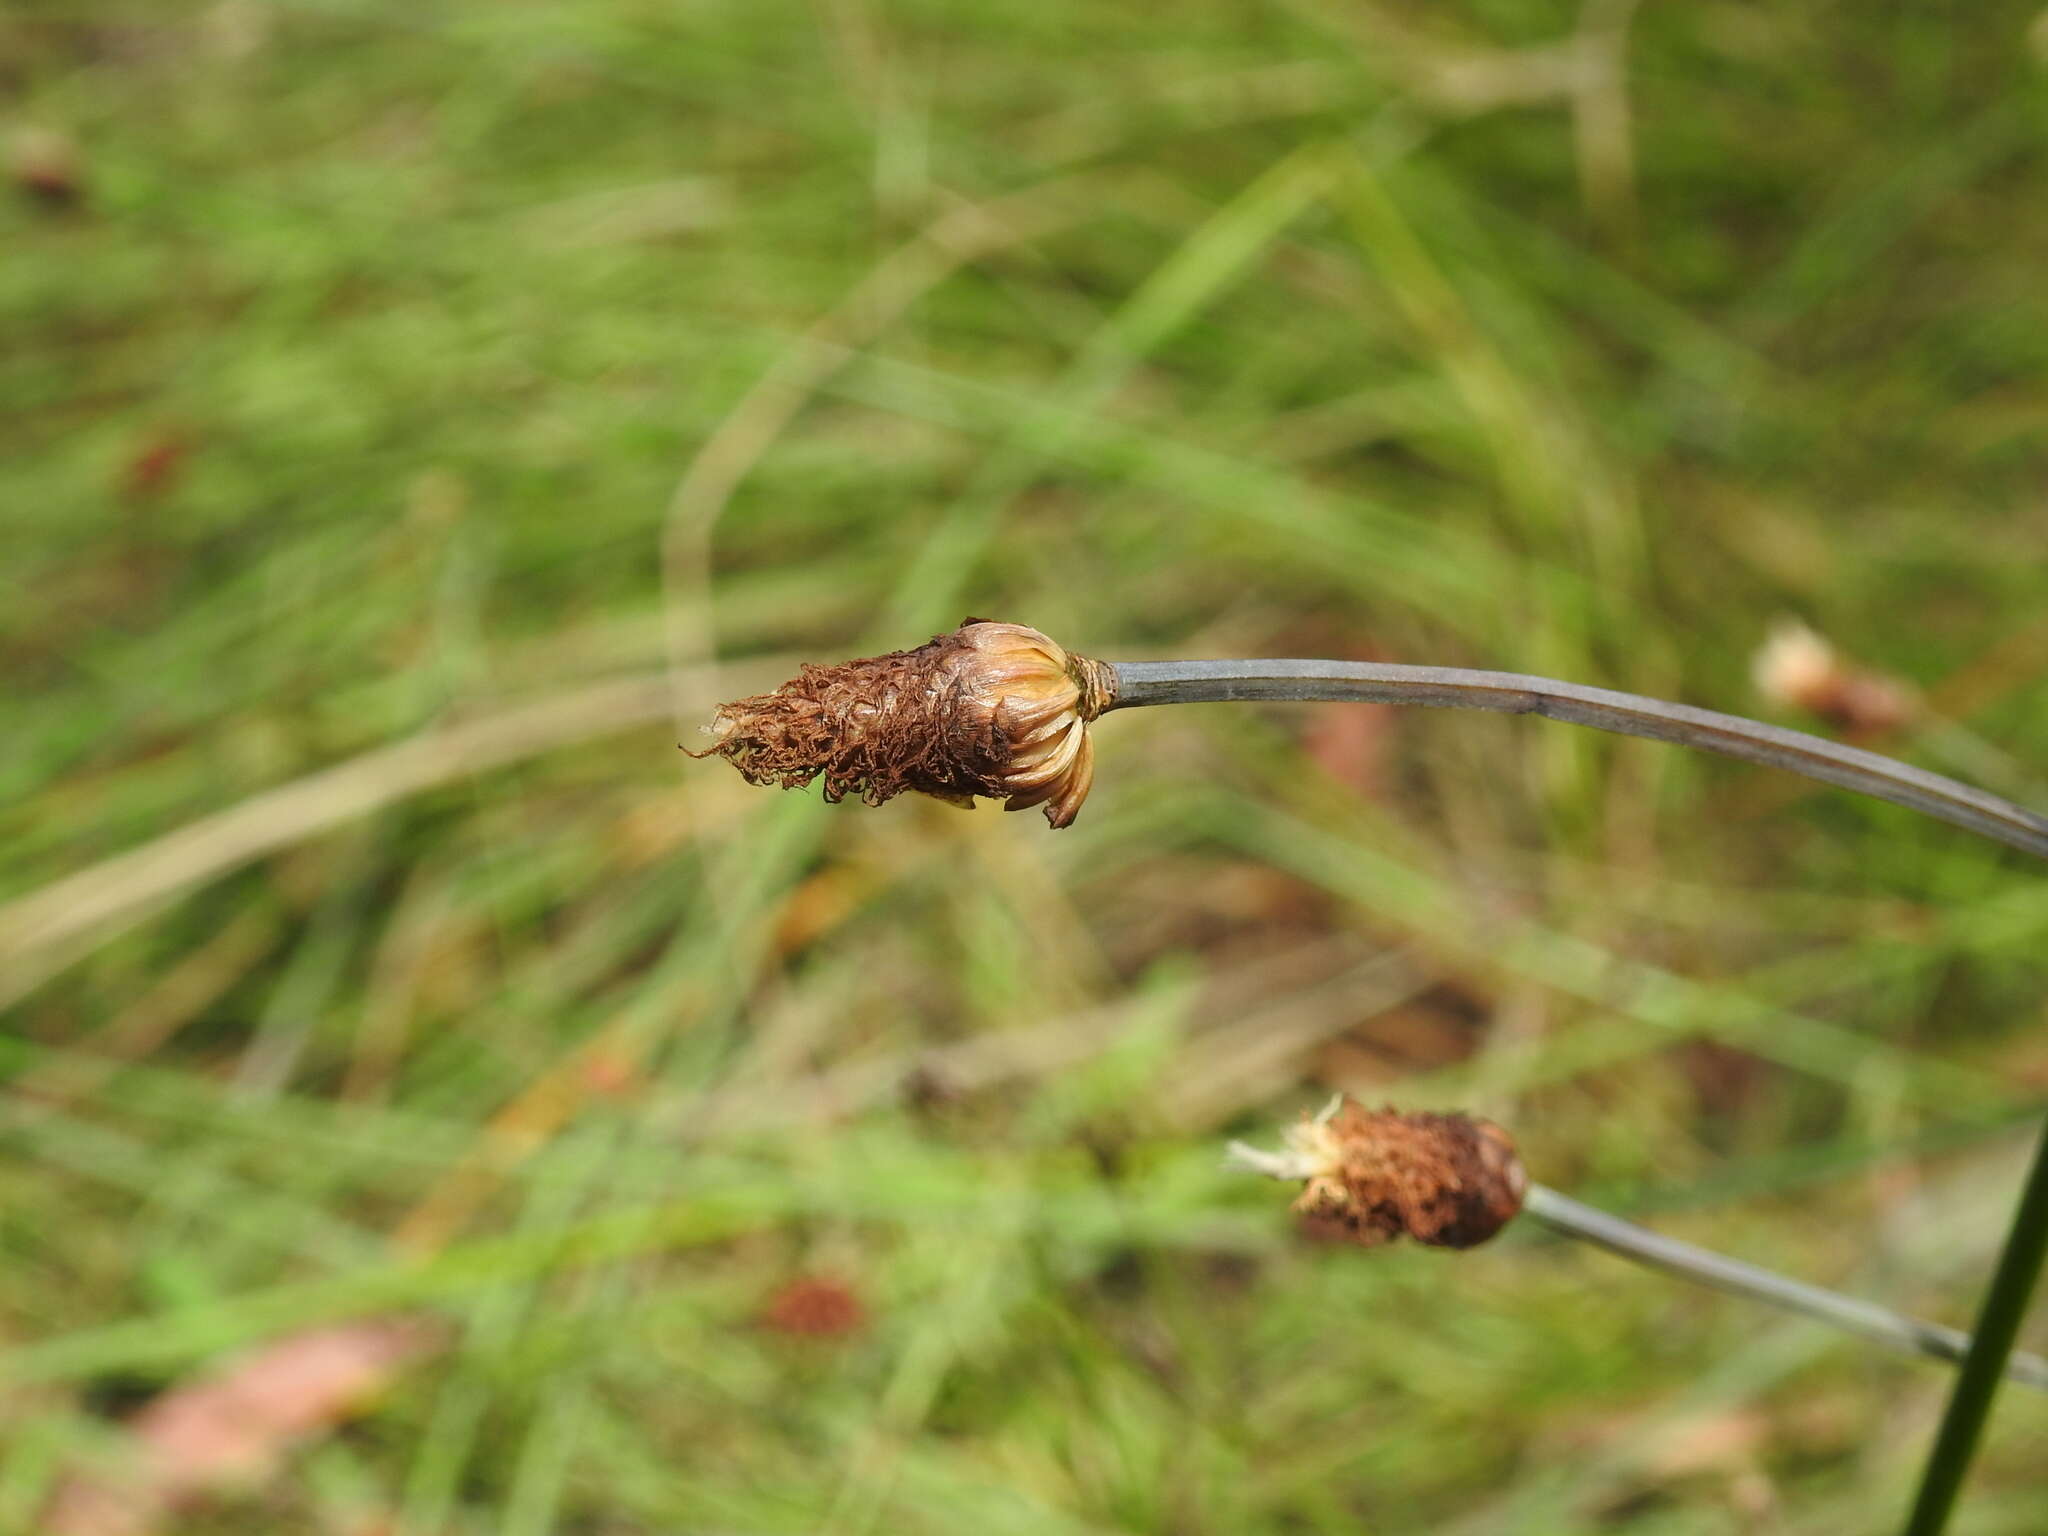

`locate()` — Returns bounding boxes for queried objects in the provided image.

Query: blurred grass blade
[883,140,1344,637]
[0,670,727,1007]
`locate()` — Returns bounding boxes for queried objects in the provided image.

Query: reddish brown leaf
[121,432,192,502]
[46,1319,438,1536]
[759,1276,867,1339]
[578,1046,641,1098]
[1302,698,1400,802]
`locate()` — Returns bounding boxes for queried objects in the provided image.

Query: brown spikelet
[1292,1100,1526,1250]
[688,619,1112,828]
[9,126,84,209]
[1752,619,1914,741]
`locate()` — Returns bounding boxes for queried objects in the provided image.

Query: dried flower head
[1752,618,1913,739]
[691,619,1114,828]
[1229,1096,1526,1249]
[9,127,88,210]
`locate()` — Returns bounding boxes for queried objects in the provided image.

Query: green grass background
[5,1,2048,1530]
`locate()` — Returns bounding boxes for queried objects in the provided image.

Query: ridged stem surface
[1105,659,2048,860]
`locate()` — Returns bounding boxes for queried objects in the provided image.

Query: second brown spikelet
[1235,1097,1527,1249]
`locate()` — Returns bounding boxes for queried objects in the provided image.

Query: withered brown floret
[688,619,1113,828]
[1289,1099,1526,1249]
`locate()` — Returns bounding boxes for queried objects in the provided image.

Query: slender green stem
[1902,1121,2048,1535]
[1104,659,2048,860]
[1228,1143,2048,1391]
[1518,1185,2048,1392]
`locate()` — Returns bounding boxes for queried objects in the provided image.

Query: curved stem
[1228,1142,2048,1391]
[1520,1185,2048,1394]
[1104,659,2048,861]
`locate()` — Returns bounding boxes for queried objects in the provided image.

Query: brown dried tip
[8,127,84,208]
[689,619,1114,828]
[1235,1096,1526,1250]
[1752,619,1914,740]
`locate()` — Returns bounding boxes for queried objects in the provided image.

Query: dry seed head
[1752,619,1838,710]
[689,619,1113,828]
[1752,618,1912,738]
[8,126,83,207]
[1235,1097,1526,1250]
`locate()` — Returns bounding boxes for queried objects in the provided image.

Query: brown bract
[1290,1099,1526,1249]
[690,619,1113,828]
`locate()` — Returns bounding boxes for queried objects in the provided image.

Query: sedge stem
[1901,1121,2048,1534]
[1226,1145,2048,1392]
[1105,659,2048,861]
[1519,1185,2048,1394]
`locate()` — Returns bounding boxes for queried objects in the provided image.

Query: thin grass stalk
[1901,1122,2048,1535]
[1104,659,2048,861]
[1227,1145,2048,1393]
[1518,1186,2048,1392]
